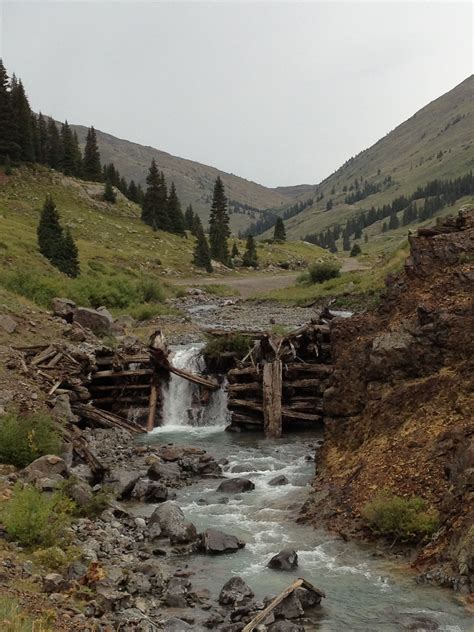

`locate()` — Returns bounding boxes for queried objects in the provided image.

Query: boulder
[69,464,94,484]
[164,577,191,608]
[23,455,67,484]
[273,592,304,619]
[96,306,114,324]
[219,576,255,606]
[66,480,94,508]
[0,314,17,334]
[105,469,141,499]
[149,501,197,544]
[217,478,255,494]
[294,586,322,608]
[43,573,69,594]
[147,460,182,483]
[268,622,305,632]
[199,528,245,554]
[72,307,112,335]
[267,549,298,571]
[52,298,76,321]
[268,475,289,486]
[132,479,169,503]
[51,393,78,424]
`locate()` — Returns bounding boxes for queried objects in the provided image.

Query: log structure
[227,318,334,435]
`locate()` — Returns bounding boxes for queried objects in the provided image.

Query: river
[140,346,471,631]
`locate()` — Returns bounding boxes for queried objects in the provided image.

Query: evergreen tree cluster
[140,159,185,235]
[344,178,381,205]
[305,172,473,251]
[273,217,286,241]
[208,176,231,265]
[37,196,80,277]
[240,196,313,239]
[242,235,258,268]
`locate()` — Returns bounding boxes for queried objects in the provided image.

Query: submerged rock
[219,576,255,605]
[268,474,289,486]
[217,477,255,494]
[199,528,245,554]
[267,549,298,571]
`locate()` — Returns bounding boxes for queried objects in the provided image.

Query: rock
[164,577,191,607]
[95,585,133,612]
[267,549,298,571]
[217,478,255,494]
[43,573,69,593]
[23,455,67,484]
[219,576,255,605]
[105,469,141,499]
[51,393,78,424]
[199,528,245,554]
[147,460,182,483]
[35,476,63,491]
[149,501,197,544]
[66,560,88,581]
[96,306,114,323]
[162,617,195,631]
[72,307,112,335]
[69,464,93,484]
[52,298,76,321]
[126,572,152,595]
[132,479,168,503]
[273,592,304,619]
[268,475,289,486]
[268,622,305,632]
[294,587,322,608]
[0,314,17,334]
[66,480,94,508]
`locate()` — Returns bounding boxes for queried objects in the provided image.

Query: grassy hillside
[0,165,326,314]
[264,76,474,240]
[72,125,295,234]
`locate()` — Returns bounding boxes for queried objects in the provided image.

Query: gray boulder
[269,622,305,632]
[268,475,289,486]
[217,478,255,494]
[66,480,94,508]
[149,501,197,544]
[199,528,245,554]
[267,549,298,571]
[273,592,304,619]
[43,573,69,594]
[219,576,255,606]
[52,298,76,321]
[72,307,112,334]
[132,479,169,503]
[23,455,67,484]
[51,393,78,424]
[105,469,141,499]
[0,314,17,334]
[147,460,182,483]
[294,586,322,608]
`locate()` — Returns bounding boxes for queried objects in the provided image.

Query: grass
[0,411,61,468]
[0,595,53,631]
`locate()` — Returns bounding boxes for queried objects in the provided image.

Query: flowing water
[142,346,471,631]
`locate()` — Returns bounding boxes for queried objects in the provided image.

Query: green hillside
[0,165,326,313]
[263,75,474,240]
[71,125,295,234]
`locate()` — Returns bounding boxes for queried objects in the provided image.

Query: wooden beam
[230,413,263,426]
[93,368,154,378]
[90,384,152,391]
[227,382,261,393]
[263,359,282,439]
[147,384,158,432]
[167,365,219,390]
[72,403,144,435]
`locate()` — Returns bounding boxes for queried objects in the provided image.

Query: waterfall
[161,344,228,428]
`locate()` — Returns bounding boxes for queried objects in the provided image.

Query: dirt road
[174,272,300,298]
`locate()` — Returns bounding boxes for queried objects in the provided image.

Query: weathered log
[31,345,56,366]
[92,396,151,404]
[242,578,325,632]
[263,359,282,439]
[227,382,261,393]
[95,355,149,366]
[93,368,154,378]
[230,412,263,425]
[147,384,159,432]
[283,378,324,389]
[283,363,332,375]
[90,384,153,391]
[282,409,323,422]
[73,403,144,435]
[228,398,263,412]
[168,365,219,390]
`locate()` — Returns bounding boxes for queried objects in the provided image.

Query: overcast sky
[1,1,472,187]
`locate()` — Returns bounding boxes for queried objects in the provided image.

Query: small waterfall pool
[142,346,471,631]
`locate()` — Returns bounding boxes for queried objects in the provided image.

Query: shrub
[137,278,166,303]
[1,484,75,548]
[0,269,66,307]
[0,596,45,632]
[307,262,341,284]
[203,333,251,359]
[350,243,362,257]
[362,492,439,542]
[0,411,61,468]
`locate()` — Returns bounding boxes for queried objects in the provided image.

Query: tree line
[240,196,314,239]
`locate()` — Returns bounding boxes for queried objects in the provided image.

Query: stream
[141,346,471,631]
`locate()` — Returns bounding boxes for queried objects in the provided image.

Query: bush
[1,484,75,548]
[0,269,66,307]
[203,333,251,359]
[137,278,166,303]
[0,411,61,468]
[362,492,439,542]
[307,262,341,284]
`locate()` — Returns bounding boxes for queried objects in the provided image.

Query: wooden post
[262,359,282,438]
[146,384,158,432]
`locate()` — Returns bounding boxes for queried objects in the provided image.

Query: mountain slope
[71,126,293,233]
[266,76,474,239]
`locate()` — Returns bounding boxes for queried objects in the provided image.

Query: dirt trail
[174,272,300,298]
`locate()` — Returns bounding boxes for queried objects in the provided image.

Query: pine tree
[127,180,139,203]
[0,59,20,162]
[382,222,388,233]
[350,243,361,257]
[242,235,258,268]
[193,222,213,272]
[11,79,35,161]
[342,234,351,251]
[185,205,195,232]
[46,118,61,169]
[82,126,102,181]
[141,159,170,231]
[72,131,83,177]
[4,154,12,175]
[167,182,186,235]
[56,228,80,277]
[36,113,48,164]
[273,217,286,242]
[208,176,230,264]
[37,195,64,263]
[388,211,400,230]
[364,233,368,243]
[103,180,116,203]
[60,121,80,176]
[231,241,239,257]
[119,176,128,194]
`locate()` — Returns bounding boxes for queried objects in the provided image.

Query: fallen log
[72,403,144,435]
[92,368,154,378]
[227,382,261,393]
[167,365,219,390]
[229,413,263,425]
[282,409,323,422]
[242,578,325,632]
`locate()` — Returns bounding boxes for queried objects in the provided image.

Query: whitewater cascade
[161,345,228,428]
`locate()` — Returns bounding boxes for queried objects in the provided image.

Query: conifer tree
[142,159,170,231]
[209,176,230,264]
[36,113,48,164]
[388,211,400,230]
[127,180,139,203]
[167,182,186,235]
[11,79,35,161]
[350,243,361,257]
[72,131,83,177]
[242,235,258,268]
[119,176,128,194]
[231,241,239,257]
[46,118,61,169]
[60,121,80,176]
[193,221,213,272]
[103,180,116,203]
[56,228,80,277]
[342,234,351,251]
[192,213,203,237]
[273,217,286,242]
[0,59,20,162]
[82,126,102,181]
[185,205,195,232]
[37,195,64,263]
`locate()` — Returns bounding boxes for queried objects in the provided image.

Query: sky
[0,1,472,187]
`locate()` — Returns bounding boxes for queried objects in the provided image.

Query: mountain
[71,126,297,233]
[262,76,474,239]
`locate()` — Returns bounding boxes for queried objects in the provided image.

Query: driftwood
[242,578,325,632]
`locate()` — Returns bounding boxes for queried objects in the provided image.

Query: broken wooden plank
[93,368,154,378]
[282,409,323,422]
[242,578,325,632]
[90,384,153,391]
[31,345,56,366]
[146,384,158,432]
[73,403,144,435]
[168,365,219,390]
[227,382,262,393]
[263,359,282,439]
[230,413,263,425]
